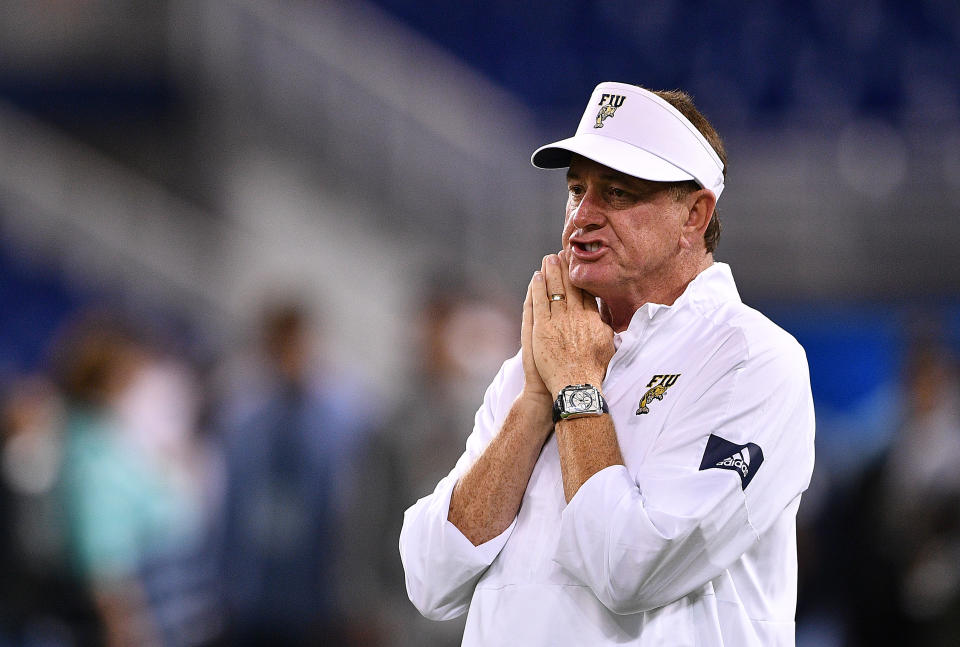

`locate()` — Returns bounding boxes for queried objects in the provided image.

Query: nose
[570,188,606,230]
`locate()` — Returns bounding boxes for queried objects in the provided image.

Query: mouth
[571,240,606,258]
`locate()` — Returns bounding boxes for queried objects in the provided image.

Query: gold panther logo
[594,93,626,128]
[636,374,680,415]
[595,104,618,128]
[636,385,667,414]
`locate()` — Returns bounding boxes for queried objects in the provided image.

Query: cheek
[561,213,576,242]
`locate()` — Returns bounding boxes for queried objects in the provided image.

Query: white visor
[531,82,725,199]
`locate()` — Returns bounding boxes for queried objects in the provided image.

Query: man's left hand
[531,252,615,397]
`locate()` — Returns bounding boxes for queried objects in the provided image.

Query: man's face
[562,155,689,301]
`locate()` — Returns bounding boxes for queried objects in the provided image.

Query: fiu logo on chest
[636,374,680,415]
[595,93,626,128]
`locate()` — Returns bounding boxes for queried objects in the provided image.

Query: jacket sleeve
[552,331,815,614]
[398,353,523,620]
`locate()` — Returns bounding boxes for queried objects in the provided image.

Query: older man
[399,82,815,646]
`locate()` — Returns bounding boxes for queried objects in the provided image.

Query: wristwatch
[552,384,609,423]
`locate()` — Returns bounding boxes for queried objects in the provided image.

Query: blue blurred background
[1,1,959,645]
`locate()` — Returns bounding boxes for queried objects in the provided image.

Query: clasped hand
[521,252,615,406]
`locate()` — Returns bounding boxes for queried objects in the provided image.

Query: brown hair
[651,89,726,254]
[50,312,142,406]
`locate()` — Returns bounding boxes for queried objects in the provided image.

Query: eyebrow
[601,172,632,183]
[566,169,653,190]
[566,170,631,182]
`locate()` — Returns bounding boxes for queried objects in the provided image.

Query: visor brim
[531,134,697,184]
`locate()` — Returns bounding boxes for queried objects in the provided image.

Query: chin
[568,265,588,288]
[569,267,608,298]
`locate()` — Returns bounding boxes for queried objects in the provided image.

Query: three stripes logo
[698,434,765,489]
[717,448,753,479]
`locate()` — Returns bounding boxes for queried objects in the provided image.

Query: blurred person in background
[394,278,518,501]
[0,375,101,646]
[358,279,517,647]
[214,300,378,646]
[51,311,210,647]
[843,336,960,647]
[114,348,212,528]
[111,345,223,647]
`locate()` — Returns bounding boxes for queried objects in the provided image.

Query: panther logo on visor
[594,93,626,128]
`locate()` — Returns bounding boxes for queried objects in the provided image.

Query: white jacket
[400,263,815,646]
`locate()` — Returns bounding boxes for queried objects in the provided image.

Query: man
[399,82,815,646]
[219,303,376,645]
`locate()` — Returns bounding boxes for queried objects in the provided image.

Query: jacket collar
[613,263,740,348]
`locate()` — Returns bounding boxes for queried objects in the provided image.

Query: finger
[556,250,583,308]
[522,277,534,345]
[583,289,600,313]
[531,270,550,320]
[542,254,566,310]
[522,273,551,397]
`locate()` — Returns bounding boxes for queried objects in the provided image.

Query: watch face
[569,389,595,411]
[556,385,605,421]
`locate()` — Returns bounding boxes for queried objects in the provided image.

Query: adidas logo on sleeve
[698,434,764,489]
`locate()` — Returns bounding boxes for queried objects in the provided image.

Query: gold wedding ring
[550,293,566,302]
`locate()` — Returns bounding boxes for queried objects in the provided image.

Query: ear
[678,189,717,251]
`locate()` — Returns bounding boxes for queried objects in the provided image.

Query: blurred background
[0,0,959,645]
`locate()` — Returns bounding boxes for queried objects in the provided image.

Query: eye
[568,184,585,197]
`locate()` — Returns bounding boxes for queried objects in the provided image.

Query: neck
[600,253,714,333]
